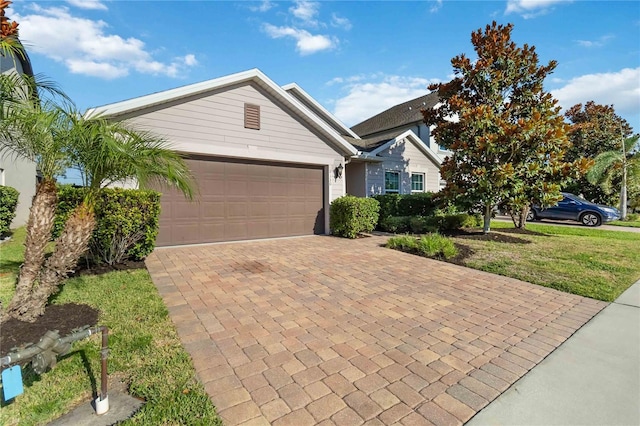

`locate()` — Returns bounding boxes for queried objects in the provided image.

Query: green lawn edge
[0,228,222,426]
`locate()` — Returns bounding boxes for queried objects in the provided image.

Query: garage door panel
[155,157,325,246]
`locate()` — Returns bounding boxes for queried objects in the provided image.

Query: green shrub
[386,235,418,251]
[624,213,639,222]
[416,234,458,259]
[409,216,438,234]
[373,194,403,221]
[425,213,482,232]
[398,192,437,217]
[374,193,438,225]
[54,185,161,264]
[387,233,458,260]
[330,195,380,238]
[380,216,412,233]
[0,185,19,236]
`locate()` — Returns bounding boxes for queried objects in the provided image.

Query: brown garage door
[154,157,325,246]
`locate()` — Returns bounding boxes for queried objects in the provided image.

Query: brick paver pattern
[145,235,606,426]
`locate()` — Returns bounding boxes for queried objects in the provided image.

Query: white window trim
[411,172,425,193]
[384,170,400,194]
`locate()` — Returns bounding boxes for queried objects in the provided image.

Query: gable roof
[86,68,358,156]
[369,129,443,166]
[351,92,439,138]
[282,83,361,140]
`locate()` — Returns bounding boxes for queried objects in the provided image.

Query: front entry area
[154,156,325,246]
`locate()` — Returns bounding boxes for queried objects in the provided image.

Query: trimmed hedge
[0,185,19,236]
[380,213,482,234]
[330,195,380,238]
[53,185,161,265]
[373,193,437,225]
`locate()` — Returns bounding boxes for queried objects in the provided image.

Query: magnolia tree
[423,21,590,233]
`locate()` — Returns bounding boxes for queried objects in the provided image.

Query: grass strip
[0,228,222,426]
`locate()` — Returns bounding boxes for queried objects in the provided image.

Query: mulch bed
[1,304,99,357]
[1,260,145,357]
[443,228,532,244]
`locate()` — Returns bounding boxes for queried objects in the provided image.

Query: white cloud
[66,0,107,11]
[14,5,197,79]
[552,67,640,126]
[263,24,335,55]
[248,0,274,13]
[430,0,443,13]
[505,0,569,18]
[331,75,440,126]
[290,0,320,27]
[330,13,351,30]
[576,34,614,48]
[66,59,126,78]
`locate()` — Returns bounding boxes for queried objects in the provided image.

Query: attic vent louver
[244,103,260,130]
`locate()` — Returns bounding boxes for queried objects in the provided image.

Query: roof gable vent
[244,103,260,130]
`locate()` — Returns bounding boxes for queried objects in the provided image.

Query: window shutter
[244,103,260,130]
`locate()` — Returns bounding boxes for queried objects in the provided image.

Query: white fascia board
[282,83,361,140]
[369,129,443,166]
[85,68,357,156]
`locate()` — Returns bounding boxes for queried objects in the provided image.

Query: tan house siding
[112,81,349,234]
[122,83,343,162]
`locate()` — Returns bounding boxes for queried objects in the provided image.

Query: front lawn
[444,221,640,302]
[608,220,640,228]
[0,228,222,426]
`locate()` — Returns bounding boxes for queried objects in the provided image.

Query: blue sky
[7,0,640,132]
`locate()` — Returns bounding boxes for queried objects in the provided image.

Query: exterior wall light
[335,163,344,179]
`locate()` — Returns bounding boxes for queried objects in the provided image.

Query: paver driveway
[145,235,606,425]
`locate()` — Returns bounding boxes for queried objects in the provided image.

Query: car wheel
[580,212,601,227]
[526,209,536,221]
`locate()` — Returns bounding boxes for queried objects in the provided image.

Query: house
[0,46,38,229]
[87,69,357,247]
[346,93,447,197]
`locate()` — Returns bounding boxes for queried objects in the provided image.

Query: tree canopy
[423,21,590,232]
[564,102,634,205]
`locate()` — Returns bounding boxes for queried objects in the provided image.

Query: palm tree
[587,135,640,220]
[5,108,195,321]
[1,91,73,321]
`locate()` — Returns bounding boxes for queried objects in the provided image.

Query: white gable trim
[86,68,358,156]
[282,83,361,140]
[369,130,443,166]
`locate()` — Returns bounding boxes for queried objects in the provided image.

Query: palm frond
[586,150,622,184]
[64,114,195,202]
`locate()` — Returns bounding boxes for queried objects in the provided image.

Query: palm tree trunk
[5,179,58,320]
[21,203,97,321]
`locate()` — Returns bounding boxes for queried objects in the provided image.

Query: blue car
[527,193,621,227]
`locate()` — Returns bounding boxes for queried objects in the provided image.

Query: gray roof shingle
[350,92,439,138]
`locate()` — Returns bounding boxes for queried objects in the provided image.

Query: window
[385,171,399,193]
[411,173,424,192]
[244,103,260,130]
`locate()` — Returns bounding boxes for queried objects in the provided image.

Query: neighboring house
[87,69,357,247]
[0,46,38,228]
[346,93,446,196]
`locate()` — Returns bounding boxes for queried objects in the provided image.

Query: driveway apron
[145,235,606,425]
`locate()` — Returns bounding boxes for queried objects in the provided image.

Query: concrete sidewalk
[468,280,640,425]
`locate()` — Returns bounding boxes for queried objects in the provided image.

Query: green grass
[447,221,640,302]
[608,220,640,228]
[387,234,458,259]
[0,229,222,426]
